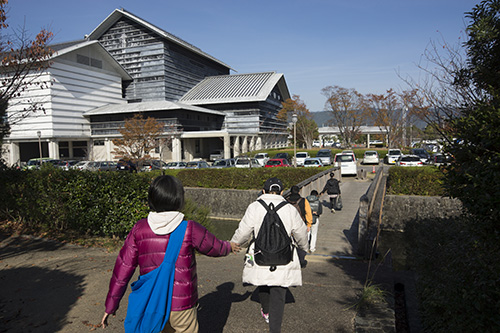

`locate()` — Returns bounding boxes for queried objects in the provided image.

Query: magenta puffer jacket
[104,219,231,314]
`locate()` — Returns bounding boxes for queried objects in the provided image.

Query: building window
[94,140,105,146]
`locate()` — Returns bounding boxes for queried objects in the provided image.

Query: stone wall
[185,167,340,219]
[381,195,463,232]
[185,187,259,219]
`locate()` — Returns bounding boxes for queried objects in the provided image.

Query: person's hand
[230,242,241,254]
[101,312,113,328]
[307,226,311,232]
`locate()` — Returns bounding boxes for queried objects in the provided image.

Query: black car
[116,159,137,172]
[274,152,291,161]
[409,148,431,164]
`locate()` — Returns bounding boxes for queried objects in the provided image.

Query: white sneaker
[331,208,335,213]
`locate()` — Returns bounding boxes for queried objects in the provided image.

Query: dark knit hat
[263,177,283,193]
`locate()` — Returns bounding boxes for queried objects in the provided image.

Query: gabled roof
[83,100,225,117]
[86,8,232,71]
[179,72,291,105]
[50,40,131,80]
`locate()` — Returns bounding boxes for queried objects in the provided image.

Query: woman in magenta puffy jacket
[101,175,240,332]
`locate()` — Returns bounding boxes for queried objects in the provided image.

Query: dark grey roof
[86,8,232,71]
[179,72,290,105]
[49,40,86,52]
[83,100,225,117]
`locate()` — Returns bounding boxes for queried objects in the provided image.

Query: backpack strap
[257,199,288,212]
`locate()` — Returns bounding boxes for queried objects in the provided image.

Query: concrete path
[0,174,394,333]
[313,178,372,258]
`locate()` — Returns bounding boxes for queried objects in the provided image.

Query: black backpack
[253,199,294,272]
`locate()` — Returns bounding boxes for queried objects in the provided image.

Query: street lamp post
[37,131,43,166]
[292,112,298,167]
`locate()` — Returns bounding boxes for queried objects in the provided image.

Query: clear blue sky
[7,0,477,111]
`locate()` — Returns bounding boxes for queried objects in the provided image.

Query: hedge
[0,165,327,238]
[386,166,445,196]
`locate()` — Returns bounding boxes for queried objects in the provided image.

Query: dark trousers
[259,286,287,333]
[329,194,339,209]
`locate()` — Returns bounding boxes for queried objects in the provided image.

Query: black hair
[148,175,185,212]
[310,190,318,196]
[330,172,335,178]
[291,185,300,194]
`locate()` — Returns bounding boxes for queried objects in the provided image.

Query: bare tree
[278,95,318,149]
[0,0,54,141]
[112,114,178,162]
[321,85,370,148]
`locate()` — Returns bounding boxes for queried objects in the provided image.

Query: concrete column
[223,133,231,159]
[233,136,240,157]
[184,139,194,161]
[172,136,182,161]
[8,142,20,167]
[68,141,74,158]
[367,133,371,148]
[105,139,112,160]
[48,140,59,159]
[256,136,263,151]
[241,136,248,154]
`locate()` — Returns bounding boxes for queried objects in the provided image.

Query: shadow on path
[197,282,251,333]
[0,266,85,332]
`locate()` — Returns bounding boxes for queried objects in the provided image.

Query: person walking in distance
[230,178,309,333]
[101,175,240,332]
[306,190,323,252]
[286,185,313,232]
[320,172,341,213]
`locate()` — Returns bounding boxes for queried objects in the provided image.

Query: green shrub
[0,167,212,238]
[175,167,330,190]
[387,167,445,196]
[0,166,327,238]
[405,216,500,332]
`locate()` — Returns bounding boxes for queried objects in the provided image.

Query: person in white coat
[230,177,309,333]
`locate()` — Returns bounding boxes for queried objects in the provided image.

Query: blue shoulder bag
[124,220,188,333]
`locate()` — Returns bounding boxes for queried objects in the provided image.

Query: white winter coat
[230,193,309,287]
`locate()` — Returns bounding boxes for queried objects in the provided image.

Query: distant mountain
[311,110,426,129]
[311,111,332,127]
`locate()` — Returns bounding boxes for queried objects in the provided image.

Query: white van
[334,153,358,176]
[295,152,310,166]
[254,153,269,166]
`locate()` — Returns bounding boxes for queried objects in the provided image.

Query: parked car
[116,159,137,172]
[312,140,321,147]
[295,152,310,166]
[334,153,358,176]
[274,152,291,161]
[185,160,210,169]
[25,158,59,170]
[165,161,187,169]
[341,150,357,161]
[410,148,431,164]
[362,151,380,165]
[396,155,424,167]
[57,160,79,171]
[254,153,269,166]
[303,157,324,167]
[72,160,93,170]
[384,149,402,164]
[139,160,168,172]
[211,158,235,168]
[209,149,224,161]
[316,149,333,165]
[235,157,262,168]
[89,161,117,171]
[265,158,291,168]
[430,153,453,167]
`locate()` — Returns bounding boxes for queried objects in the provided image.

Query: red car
[265,158,291,168]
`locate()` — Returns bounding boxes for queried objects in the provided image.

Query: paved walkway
[0,175,395,332]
